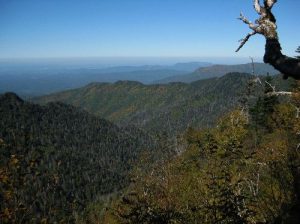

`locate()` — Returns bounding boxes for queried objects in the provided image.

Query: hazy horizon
[0,56,263,70]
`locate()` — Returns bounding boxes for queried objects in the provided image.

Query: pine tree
[202,111,252,223]
[250,75,279,131]
[296,46,300,59]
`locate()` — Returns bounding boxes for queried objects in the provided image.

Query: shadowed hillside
[0,93,155,223]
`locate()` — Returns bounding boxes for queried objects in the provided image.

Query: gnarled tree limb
[236,0,300,80]
[254,0,262,14]
[265,0,277,9]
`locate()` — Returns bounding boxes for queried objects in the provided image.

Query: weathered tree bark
[264,39,300,79]
[236,0,300,80]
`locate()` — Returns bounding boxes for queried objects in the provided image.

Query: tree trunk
[264,39,300,80]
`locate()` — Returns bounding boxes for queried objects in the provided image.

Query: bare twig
[264,80,292,96]
[235,13,259,52]
[249,57,262,84]
[238,12,258,31]
[254,0,262,14]
[265,80,276,92]
[236,31,257,52]
[266,91,292,97]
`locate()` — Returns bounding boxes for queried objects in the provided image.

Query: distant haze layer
[0,58,270,97]
[0,57,261,70]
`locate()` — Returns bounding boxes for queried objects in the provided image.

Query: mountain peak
[114,80,143,86]
[0,92,24,104]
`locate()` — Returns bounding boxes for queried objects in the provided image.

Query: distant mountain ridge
[155,63,280,83]
[92,61,212,73]
[0,62,210,97]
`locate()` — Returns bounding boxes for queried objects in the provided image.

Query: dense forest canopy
[34,73,293,136]
[100,79,300,224]
[2,74,300,223]
[0,93,157,222]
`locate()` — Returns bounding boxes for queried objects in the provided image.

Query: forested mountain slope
[0,93,155,223]
[104,106,300,223]
[35,73,290,135]
[100,79,300,224]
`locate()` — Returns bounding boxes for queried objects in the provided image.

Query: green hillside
[34,73,253,135]
[100,79,300,224]
[38,72,290,136]
[0,93,155,223]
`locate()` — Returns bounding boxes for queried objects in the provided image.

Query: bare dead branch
[249,58,262,84]
[238,13,258,31]
[236,31,257,52]
[253,77,262,85]
[236,13,259,52]
[236,4,277,53]
[266,91,292,97]
[264,80,292,96]
[265,0,277,9]
[254,0,262,14]
[236,0,300,79]
[264,80,275,92]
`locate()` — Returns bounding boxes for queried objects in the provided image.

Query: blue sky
[0,0,299,60]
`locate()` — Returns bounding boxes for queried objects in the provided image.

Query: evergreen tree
[250,75,279,131]
[296,46,300,59]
